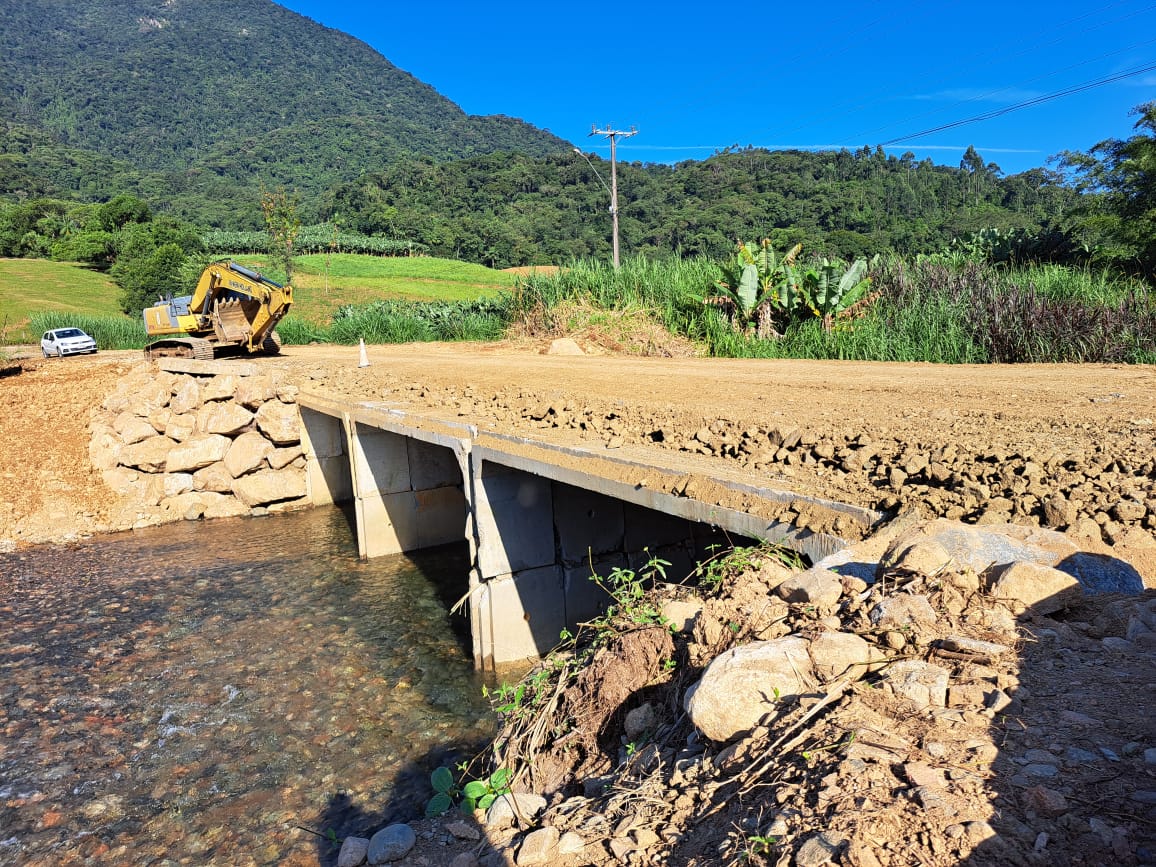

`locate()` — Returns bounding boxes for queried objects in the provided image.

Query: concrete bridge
[296,393,882,671]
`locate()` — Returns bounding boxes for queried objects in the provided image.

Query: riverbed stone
[517,826,560,865]
[486,793,547,830]
[685,636,816,741]
[882,660,949,707]
[808,630,881,681]
[167,434,232,473]
[367,823,415,864]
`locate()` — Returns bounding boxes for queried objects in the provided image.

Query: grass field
[0,258,124,343]
[232,253,515,324]
[0,255,517,345]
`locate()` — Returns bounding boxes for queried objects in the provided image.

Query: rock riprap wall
[88,364,307,527]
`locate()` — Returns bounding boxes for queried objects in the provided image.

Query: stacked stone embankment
[87,364,307,527]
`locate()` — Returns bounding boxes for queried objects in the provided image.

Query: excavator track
[143,338,216,361]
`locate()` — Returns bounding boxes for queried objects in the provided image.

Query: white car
[41,327,98,357]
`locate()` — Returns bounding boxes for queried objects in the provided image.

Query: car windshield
[54,329,85,338]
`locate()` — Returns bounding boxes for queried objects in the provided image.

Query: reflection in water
[0,506,492,866]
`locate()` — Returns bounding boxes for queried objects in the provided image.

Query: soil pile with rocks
[337,516,1155,867]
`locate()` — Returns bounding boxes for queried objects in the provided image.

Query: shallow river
[0,506,495,866]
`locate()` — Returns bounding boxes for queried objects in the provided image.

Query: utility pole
[588,125,637,269]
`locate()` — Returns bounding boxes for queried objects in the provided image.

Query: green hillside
[0,0,569,223]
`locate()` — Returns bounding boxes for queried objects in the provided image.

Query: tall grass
[28,312,147,349]
[512,255,1154,364]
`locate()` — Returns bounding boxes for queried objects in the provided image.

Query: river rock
[877,518,1143,593]
[255,400,301,444]
[166,434,232,473]
[882,660,949,707]
[232,467,306,507]
[198,401,255,436]
[224,430,274,477]
[367,823,415,864]
[337,835,370,867]
[684,636,816,741]
[869,594,937,631]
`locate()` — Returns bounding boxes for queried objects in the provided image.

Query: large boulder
[224,430,274,478]
[232,467,307,507]
[197,401,254,436]
[255,401,300,445]
[119,435,175,472]
[684,636,816,742]
[875,518,1143,595]
[234,374,277,408]
[166,434,232,473]
[169,378,202,415]
[987,561,1083,616]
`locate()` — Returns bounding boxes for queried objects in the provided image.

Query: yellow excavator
[142,261,293,359]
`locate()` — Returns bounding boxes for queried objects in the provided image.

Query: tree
[1056,102,1156,280]
[261,188,301,282]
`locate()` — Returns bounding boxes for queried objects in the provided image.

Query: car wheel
[42,348,49,358]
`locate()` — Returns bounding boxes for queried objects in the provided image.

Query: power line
[876,60,1156,146]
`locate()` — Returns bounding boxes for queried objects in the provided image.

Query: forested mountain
[0,0,1105,270]
[0,0,569,222]
[324,146,1079,265]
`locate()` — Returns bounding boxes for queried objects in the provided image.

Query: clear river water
[0,506,496,866]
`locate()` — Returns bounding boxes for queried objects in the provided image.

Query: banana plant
[798,257,874,331]
[705,239,802,339]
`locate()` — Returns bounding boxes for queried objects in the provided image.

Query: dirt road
[2,344,1154,558]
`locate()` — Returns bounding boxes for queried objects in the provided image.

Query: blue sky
[279,0,1156,176]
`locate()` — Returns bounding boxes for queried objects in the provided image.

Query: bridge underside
[297,394,881,671]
